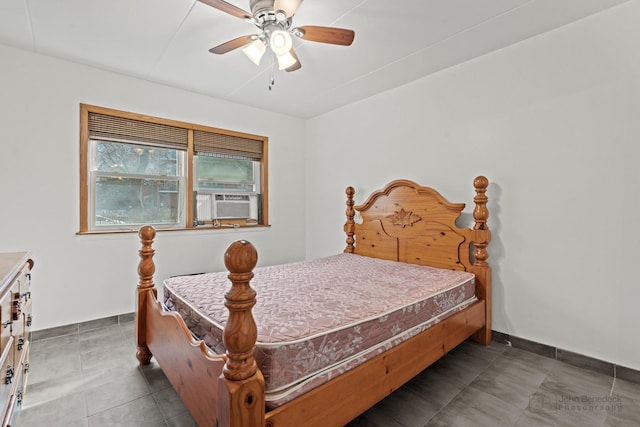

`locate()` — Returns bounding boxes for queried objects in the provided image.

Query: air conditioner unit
[207,193,258,220]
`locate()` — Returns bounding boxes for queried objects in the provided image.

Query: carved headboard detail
[386,209,422,228]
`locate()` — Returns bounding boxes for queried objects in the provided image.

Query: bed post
[470,176,492,345]
[344,186,356,253]
[217,240,265,427]
[135,225,156,365]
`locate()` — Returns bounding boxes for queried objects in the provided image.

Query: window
[196,156,257,192]
[92,141,185,228]
[79,104,268,233]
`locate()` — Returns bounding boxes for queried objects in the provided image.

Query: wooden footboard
[136,227,264,426]
[142,296,226,425]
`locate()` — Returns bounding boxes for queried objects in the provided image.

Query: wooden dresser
[0,253,33,427]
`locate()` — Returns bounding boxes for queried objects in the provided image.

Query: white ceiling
[0,0,631,118]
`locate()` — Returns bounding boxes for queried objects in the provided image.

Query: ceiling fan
[199,0,355,72]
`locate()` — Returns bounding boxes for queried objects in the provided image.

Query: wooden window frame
[79,104,269,234]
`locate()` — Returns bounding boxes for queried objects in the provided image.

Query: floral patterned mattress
[163,253,476,409]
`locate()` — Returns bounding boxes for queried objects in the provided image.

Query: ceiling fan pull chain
[268,55,276,91]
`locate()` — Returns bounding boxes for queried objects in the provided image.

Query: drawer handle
[3,320,12,329]
[26,315,32,327]
[5,365,14,384]
[17,336,25,351]
[12,295,22,320]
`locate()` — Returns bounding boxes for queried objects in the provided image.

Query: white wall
[0,45,307,330]
[305,2,640,370]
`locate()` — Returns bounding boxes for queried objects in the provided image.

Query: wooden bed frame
[135,176,491,427]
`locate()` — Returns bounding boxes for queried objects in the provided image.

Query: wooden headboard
[344,177,490,273]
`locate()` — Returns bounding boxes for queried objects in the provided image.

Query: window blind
[88,112,188,150]
[193,130,263,160]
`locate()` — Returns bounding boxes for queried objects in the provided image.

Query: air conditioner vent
[197,193,258,220]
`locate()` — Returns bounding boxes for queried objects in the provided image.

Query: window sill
[76,224,271,235]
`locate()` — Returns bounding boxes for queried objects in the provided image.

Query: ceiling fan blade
[209,35,256,54]
[197,0,252,20]
[285,49,302,72]
[295,26,355,46]
[274,0,304,18]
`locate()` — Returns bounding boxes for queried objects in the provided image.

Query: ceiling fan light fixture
[275,10,287,22]
[242,39,266,65]
[269,29,292,56]
[275,50,297,70]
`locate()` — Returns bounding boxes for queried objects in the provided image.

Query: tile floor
[19,320,639,426]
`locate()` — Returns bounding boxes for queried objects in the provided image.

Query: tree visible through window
[93,141,183,226]
[79,104,268,233]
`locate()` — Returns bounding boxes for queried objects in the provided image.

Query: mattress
[163,253,477,408]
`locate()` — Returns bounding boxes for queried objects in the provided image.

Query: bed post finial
[138,225,156,289]
[223,240,259,381]
[136,225,157,365]
[344,186,356,253]
[472,176,490,266]
[473,176,489,231]
[218,240,265,427]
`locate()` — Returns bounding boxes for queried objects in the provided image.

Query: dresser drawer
[2,340,29,427]
[19,341,29,399]
[0,336,14,408]
[0,357,25,427]
[10,263,31,337]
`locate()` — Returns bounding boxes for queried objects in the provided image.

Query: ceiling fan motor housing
[249,0,287,26]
